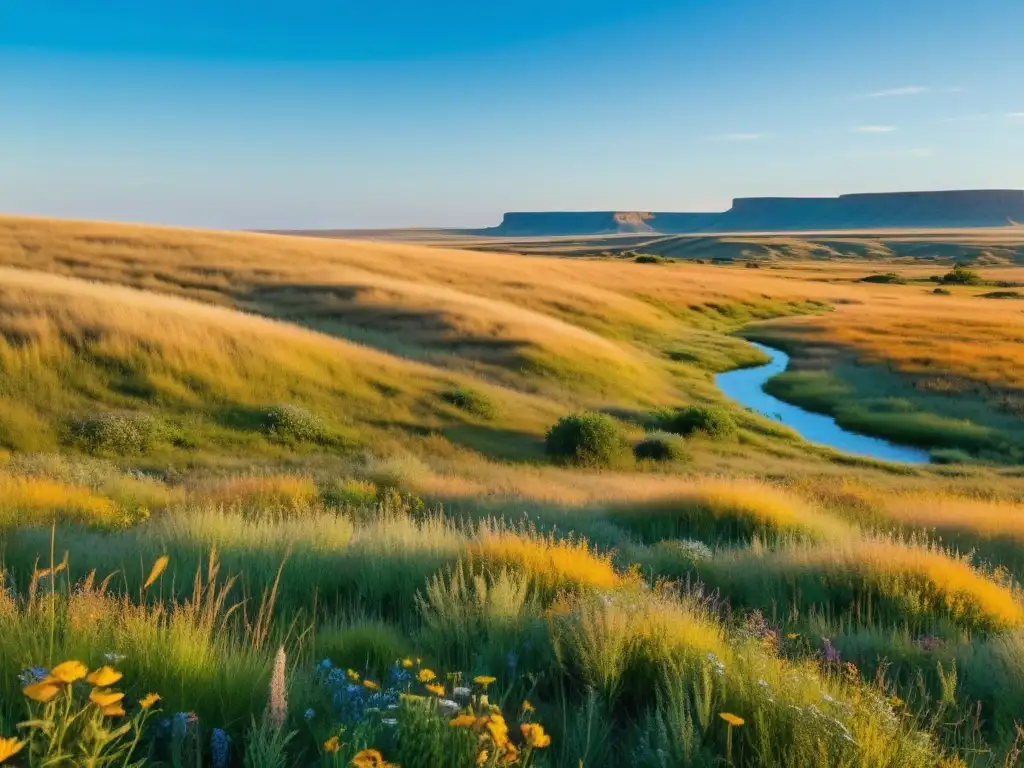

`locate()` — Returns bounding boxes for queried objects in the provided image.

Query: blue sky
[2,0,1023,228]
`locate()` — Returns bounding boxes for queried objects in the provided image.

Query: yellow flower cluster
[449,703,551,765]
[0,737,25,765]
[22,659,159,718]
[351,748,398,767]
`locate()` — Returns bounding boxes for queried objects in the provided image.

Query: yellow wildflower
[143,555,169,590]
[889,696,905,709]
[486,714,509,747]
[362,679,380,691]
[786,632,799,640]
[474,675,496,687]
[400,692,425,702]
[521,699,535,714]
[346,669,360,682]
[101,703,126,717]
[50,660,88,684]
[476,749,489,766]
[501,743,520,763]
[418,668,436,683]
[401,658,413,669]
[139,693,160,710]
[86,666,123,687]
[521,722,551,748]
[23,680,60,702]
[449,714,477,728]
[720,712,745,727]
[0,737,26,764]
[89,689,125,708]
[425,683,445,697]
[351,748,385,767]
[323,736,342,754]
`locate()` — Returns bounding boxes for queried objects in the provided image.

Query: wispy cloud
[908,148,935,157]
[712,133,762,142]
[941,113,992,123]
[1008,112,1024,119]
[863,86,929,98]
[855,125,896,133]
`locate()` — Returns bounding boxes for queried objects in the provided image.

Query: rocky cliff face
[488,190,1024,236]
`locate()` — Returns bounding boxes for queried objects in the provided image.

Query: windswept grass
[704,536,1024,633]
[606,479,852,545]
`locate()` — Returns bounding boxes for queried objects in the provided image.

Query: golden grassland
[5,216,1024,764]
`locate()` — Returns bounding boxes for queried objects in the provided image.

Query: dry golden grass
[0,473,116,528]
[881,493,1024,541]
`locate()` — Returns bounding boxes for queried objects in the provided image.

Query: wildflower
[23,680,60,702]
[786,633,799,640]
[323,736,342,754]
[478,694,489,708]
[266,646,288,730]
[140,693,160,710]
[474,675,496,688]
[211,728,231,768]
[304,708,316,721]
[822,693,835,704]
[521,722,551,748]
[89,689,125,707]
[86,666,123,687]
[103,652,126,664]
[476,749,489,766]
[18,667,48,686]
[522,699,535,714]
[487,716,509,747]
[889,696,904,709]
[0,737,25,764]
[425,683,445,697]
[319,658,333,670]
[450,714,477,728]
[352,749,385,767]
[347,668,361,682]
[502,743,520,763]
[757,680,769,688]
[102,703,126,717]
[50,660,88,684]
[363,679,380,691]
[821,637,841,664]
[720,713,745,727]
[400,693,425,702]
[418,669,436,683]
[401,658,413,669]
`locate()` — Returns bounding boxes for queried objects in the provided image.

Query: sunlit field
[4,216,1024,766]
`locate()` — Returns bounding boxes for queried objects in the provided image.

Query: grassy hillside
[4,217,1024,766]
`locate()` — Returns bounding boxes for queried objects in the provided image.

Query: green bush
[259,404,330,443]
[633,431,691,462]
[65,411,163,455]
[545,412,632,468]
[634,254,667,264]
[439,386,498,419]
[662,405,737,440]
[860,272,907,284]
[940,264,982,286]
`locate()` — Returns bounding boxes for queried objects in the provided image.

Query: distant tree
[940,263,982,286]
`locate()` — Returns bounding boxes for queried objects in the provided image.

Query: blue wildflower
[304,708,316,721]
[210,728,230,768]
[18,667,48,686]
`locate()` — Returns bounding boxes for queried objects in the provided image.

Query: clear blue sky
[2,0,1023,228]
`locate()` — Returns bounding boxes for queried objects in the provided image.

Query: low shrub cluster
[545,412,632,468]
[64,411,163,455]
[259,404,332,444]
[633,431,690,462]
[660,405,737,440]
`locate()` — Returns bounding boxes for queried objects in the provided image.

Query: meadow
[3,215,1024,765]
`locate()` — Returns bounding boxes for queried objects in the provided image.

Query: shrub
[932,288,951,295]
[661,405,737,440]
[259,404,330,443]
[634,254,667,264]
[940,264,982,286]
[65,411,162,455]
[545,412,632,468]
[439,386,498,419]
[860,272,907,284]
[633,432,691,462]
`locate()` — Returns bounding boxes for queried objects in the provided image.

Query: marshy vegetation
[3,216,1024,765]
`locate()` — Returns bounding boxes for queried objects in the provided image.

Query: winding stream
[715,342,931,464]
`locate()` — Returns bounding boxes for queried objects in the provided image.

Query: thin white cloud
[1008,112,1024,119]
[855,125,896,133]
[863,86,929,98]
[908,148,935,157]
[713,133,762,141]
